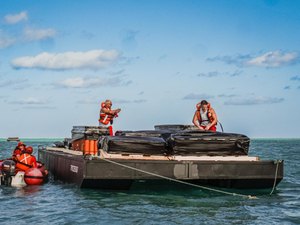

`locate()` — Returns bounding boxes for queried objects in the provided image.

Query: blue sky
[1,0,300,138]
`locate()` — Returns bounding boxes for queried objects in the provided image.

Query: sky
[0,0,300,138]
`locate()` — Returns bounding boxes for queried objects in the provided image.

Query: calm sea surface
[0,138,299,225]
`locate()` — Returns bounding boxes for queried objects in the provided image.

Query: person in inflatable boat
[15,146,37,171]
[192,100,218,132]
[99,99,121,125]
[12,142,26,161]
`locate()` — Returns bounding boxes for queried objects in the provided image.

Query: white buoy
[11,171,27,187]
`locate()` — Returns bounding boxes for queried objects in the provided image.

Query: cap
[25,146,33,154]
[17,142,25,147]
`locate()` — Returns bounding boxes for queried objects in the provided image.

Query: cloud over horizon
[224,96,284,105]
[77,98,146,104]
[246,51,298,67]
[55,76,131,88]
[0,78,28,88]
[8,97,49,105]
[290,75,300,81]
[207,51,299,68]
[0,30,16,48]
[23,27,57,41]
[4,11,28,24]
[197,70,242,77]
[182,93,214,100]
[11,49,121,70]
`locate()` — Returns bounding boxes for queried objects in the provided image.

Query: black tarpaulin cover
[167,130,250,156]
[102,136,169,155]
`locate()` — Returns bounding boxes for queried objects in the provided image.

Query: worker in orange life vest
[99,99,121,125]
[15,146,37,171]
[192,100,218,132]
[12,142,26,161]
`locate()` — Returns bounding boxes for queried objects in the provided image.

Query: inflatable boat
[0,159,48,187]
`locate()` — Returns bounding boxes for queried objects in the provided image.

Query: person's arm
[101,108,120,115]
[193,111,204,130]
[113,108,121,114]
[205,108,217,130]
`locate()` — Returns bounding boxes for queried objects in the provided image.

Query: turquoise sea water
[0,139,299,225]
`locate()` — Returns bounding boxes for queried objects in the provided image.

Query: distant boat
[7,137,20,142]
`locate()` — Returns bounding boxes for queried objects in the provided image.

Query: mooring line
[269,160,280,196]
[100,157,257,199]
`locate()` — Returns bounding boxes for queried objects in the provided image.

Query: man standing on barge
[99,99,121,126]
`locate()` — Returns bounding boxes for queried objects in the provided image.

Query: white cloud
[77,99,98,104]
[23,27,57,41]
[11,49,121,70]
[0,30,16,48]
[197,70,242,77]
[290,75,300,81]
[207,51,299,68]
[9,97,48,105]
[0,79,28,88]
[183,93,214,100]
[224,96,284,105]
[77,98,146,104]
[113,99,147,104]
[246,51,298,67]
[4,11,28,24]
[55,76,131,88]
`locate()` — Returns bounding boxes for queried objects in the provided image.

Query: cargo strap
[270,160,281,196]
[100,157,258,199]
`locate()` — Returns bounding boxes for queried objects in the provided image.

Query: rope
[218,121,224,132]
[269,160,280,196]
[100,157,257,199]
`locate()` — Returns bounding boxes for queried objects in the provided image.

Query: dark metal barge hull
[38,148,283,190]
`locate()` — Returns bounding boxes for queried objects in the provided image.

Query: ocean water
[0,139,299,225]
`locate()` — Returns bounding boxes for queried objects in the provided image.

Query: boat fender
[24,168,44,185]
[11,171,27,187]
[37,161,48,177]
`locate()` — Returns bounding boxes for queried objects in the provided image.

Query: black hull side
[38,149,283,190]
[80,178,282,190]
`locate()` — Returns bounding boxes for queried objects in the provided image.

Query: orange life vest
[16,153,37,171]
[99,102,114,125]
[196,102,215,124]
[12,148,22,161]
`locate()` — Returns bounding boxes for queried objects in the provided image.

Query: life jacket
[16,153,37,171]
[12,148,23,161]
[99,102,114,125]
[196,102,216,124]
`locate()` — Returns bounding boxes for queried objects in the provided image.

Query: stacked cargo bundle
[154,124,197,132]
[115,130,172,140]
[154,125,250,156]
[101,135,169,155]
[71,126,109,155]
[71,126,109,140]
[166,131,250,156]
[102,127,250,156]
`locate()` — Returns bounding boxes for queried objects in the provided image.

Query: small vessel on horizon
[38,124,284,191]
[6,137,20,142]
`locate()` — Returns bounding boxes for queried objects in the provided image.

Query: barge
[38,125,283,190]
